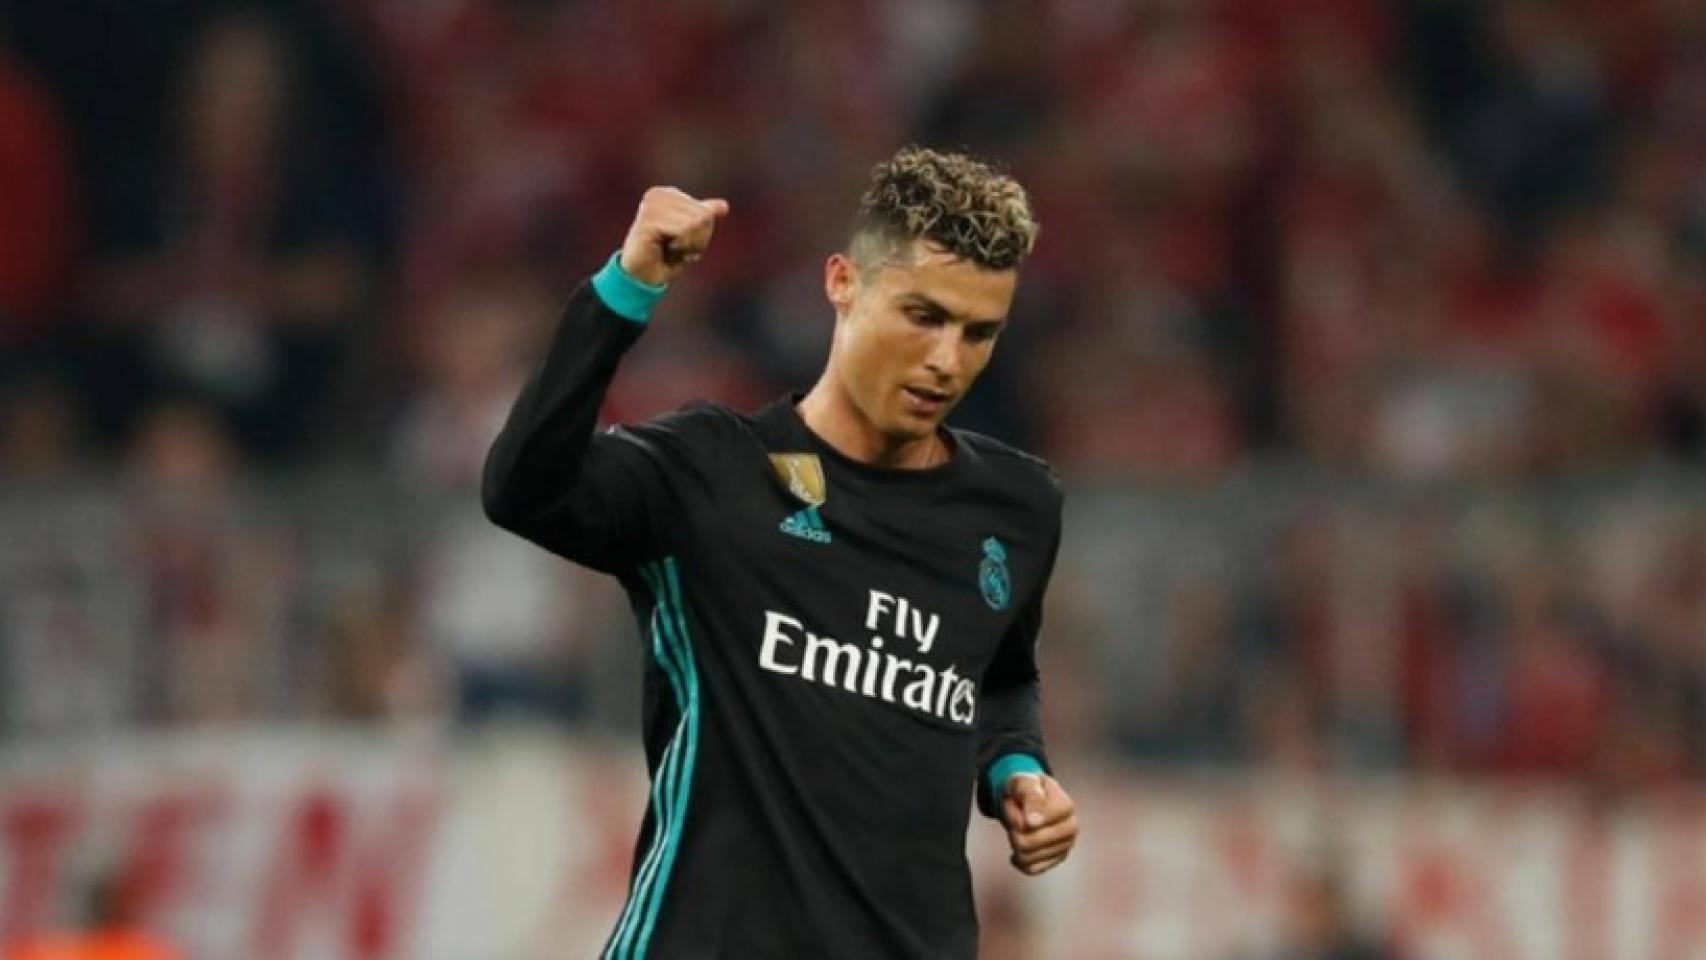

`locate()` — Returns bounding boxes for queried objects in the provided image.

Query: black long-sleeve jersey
[482,276,1062,959]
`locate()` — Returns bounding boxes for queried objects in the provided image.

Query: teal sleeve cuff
[987,753,1045,800]
[591,250,668,322]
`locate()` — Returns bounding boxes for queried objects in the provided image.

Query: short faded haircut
[849,146,1039,277]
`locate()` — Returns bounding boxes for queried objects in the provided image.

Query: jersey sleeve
[974,492,1063,820]
[482,277,697,574]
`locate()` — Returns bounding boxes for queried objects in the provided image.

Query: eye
[905,306,940,326]
[966,324,1002,343]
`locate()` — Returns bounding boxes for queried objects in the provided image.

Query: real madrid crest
[769,453,827,507]
[979,536,1012,611]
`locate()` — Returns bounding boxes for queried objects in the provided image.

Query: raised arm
[481,189,727,572]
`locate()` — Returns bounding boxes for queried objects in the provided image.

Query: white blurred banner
[1,733,1703,960]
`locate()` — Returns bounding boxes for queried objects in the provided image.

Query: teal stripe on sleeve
[606,566,693,960]
[987,753,1045,801]
[606,577,675,958]
[608,559,700,960]
[615,567,686,957]
[631,557,700,957]
[591,250,668,322]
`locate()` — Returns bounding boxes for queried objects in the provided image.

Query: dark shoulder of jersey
[949,426,1066,521]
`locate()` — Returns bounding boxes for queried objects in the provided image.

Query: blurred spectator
[600,286,771,424]
[1029,262,1244,481]
[1482,2,1614,237]
[84,7,381,459]
[1236,867,1400,960]
[0,372,87,482]
[0,512,125,737]
[391,269,593,725]
[312,573,437,723]
[1123,580,1245,764]
[5,872,182,960]
[915,0,1055,158]
[121,400,287,725]
[0,29,79,346]
[1490,561,1610,777]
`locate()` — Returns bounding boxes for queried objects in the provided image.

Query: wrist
[988,753,1045,799]
[593,250,668,322]
[618,249,672,287]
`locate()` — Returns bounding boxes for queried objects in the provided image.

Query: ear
[825,253,856,316]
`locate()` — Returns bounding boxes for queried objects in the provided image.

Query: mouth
[901,385,953,415]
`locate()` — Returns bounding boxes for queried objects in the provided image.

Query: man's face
[824,239,1017,444]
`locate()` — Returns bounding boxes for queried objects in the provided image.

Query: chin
[884,414,937,442]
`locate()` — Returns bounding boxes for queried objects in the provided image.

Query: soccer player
[483,146,1078,959]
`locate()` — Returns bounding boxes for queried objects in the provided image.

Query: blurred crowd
[1053,476,1706,795]
[1,0,1705,789]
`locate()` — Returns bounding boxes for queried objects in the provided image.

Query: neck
[797,380,942,470]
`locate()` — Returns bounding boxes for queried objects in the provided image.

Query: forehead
[872,241,1017,320]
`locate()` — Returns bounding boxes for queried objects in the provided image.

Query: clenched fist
[1001,773,1078,876]
[619,187,730,287]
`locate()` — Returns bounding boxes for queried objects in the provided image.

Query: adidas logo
[779,506,832,544]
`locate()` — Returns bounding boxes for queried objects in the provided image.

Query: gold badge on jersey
[769,453,827,507]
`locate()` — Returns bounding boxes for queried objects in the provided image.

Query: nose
[922,327,961,382]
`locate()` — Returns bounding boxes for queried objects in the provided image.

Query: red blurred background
[2,1,1706,957]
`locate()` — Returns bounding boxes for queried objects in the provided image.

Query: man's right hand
[619,187,730,287]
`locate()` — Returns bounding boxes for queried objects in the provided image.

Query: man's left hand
[1000,773,1078,876]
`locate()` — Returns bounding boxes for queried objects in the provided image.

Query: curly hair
[850,146,1039,274]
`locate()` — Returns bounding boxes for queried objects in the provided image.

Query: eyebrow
[898,293,1007,327]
